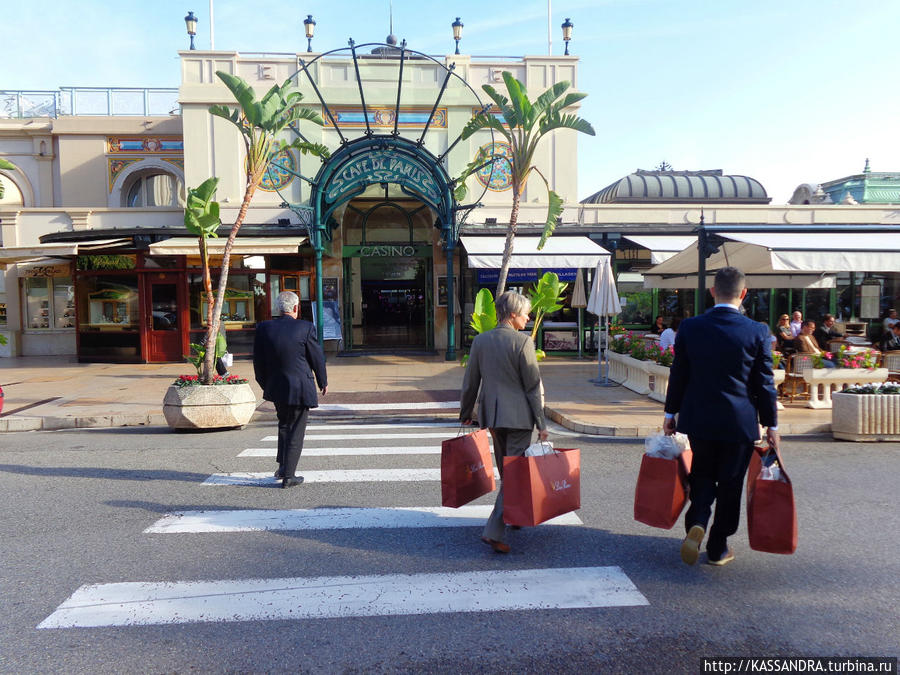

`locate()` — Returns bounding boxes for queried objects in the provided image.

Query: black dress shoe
[274,467,285,479]
[281,476,304,488]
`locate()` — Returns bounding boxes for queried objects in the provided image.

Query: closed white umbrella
[570,269,587,358]
[587,257,622,384]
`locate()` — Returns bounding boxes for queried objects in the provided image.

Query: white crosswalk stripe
[37,567,647,629]
[144,506,582,533]
[40,419,645,631]
[238,446,445,457]
[202,468,500,486]
[317,401,458,412]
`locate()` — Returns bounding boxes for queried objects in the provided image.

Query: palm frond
[539,112,596,137]
[215,71,261,126]
[532,81,571,117]
[460,111,511,142]
[501,72,531,127]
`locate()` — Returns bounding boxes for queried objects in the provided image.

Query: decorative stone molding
[832,392,900,441]
[802,368,888,409]
[163,383,256,430]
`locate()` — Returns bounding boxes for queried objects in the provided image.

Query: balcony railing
[0,87,180,119]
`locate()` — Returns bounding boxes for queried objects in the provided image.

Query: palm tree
[457,72,594,296]
[199,72,328,383]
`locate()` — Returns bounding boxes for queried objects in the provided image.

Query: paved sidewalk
[0,354,831,436]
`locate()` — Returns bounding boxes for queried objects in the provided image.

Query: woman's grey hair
[276,291,299,314]
[495,291,531,323]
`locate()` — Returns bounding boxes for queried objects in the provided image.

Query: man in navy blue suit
[253,291,328,488]
[663,267,779,566]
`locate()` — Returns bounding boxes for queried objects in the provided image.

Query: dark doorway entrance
[146,274,184,362]
[360,256,427,347]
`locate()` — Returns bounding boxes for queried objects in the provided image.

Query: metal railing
[0,87,180,119]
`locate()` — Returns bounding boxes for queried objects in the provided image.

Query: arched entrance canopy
[276,40,494,358]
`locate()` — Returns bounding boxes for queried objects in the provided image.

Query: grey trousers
[483,427,535,543]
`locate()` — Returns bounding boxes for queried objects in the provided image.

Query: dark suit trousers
[483,427,534,543]
[274,403,310,478]
[685,437,755,558]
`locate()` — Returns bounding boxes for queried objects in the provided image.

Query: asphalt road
[1,419,898,674]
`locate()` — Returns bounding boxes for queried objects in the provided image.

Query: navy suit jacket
[253,315,327,408]
[664,306,777,442]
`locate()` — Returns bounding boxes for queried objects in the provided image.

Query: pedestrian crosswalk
[39,418,648,630]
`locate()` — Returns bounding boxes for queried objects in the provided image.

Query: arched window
[0,172,24,206]
[121,170,185,207]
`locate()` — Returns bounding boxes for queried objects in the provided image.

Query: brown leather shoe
[680,525,705,565]
[481,536,510,554]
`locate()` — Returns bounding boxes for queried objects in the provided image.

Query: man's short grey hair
[713,266,745,301]
[276,291,299,314]
[495,291,531,323]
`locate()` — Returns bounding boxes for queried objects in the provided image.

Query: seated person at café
[650,315,666,335]
[813,313,841,350]
[796,320,836,368]
[775,313,795,352]
[659,317,680,351]
[882,322,900,352]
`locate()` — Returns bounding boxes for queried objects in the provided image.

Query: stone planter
[605,350,630,384]
[772,370,785,411]
[646,362,671,403]
[607,352,651,395]
[802,368,888,409]
[832,392,900,441]
[163,383,257,430]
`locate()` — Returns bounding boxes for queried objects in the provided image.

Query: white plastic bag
[221,351,233,368]
[644,433,689,459]
[760,465,786,482]
[524,441,555,457]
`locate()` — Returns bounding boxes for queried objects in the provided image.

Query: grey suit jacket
[460,324,546,431]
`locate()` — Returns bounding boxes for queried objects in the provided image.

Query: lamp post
[561,17,573,55]
[184,11,198,51]
[303,14,316,52]
[452,17,463,55]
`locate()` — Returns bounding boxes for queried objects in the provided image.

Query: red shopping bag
[746,445,798,554]
[441,428,496,508]
[633,449,693,529]
[502,448,581,526]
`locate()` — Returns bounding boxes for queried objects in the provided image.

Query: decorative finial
[863,158,871,174]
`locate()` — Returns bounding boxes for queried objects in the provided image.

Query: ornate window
[121,170,185,207]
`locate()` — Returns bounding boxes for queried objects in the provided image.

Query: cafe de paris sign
[324,150,441,207]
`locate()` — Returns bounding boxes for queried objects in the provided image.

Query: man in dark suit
[253,291,327,488]
[663,267,779,566]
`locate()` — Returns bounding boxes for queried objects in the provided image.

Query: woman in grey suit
[460,291,548,553]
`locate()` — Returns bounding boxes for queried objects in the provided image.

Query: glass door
[147,275,183,362]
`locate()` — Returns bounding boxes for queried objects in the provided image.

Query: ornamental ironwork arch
[274,39,495,360]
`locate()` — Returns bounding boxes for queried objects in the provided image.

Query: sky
[3,0,898,203]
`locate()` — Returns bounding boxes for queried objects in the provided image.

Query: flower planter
[605,351,630,385]
[772,370,785,411]
[832,391,900,441]
[616,353,651,395]
[801,368,889,409]
[646,362,671,403]
[163,383,257,430]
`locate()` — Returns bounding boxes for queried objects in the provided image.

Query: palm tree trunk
[202,177,260,382]
[199,237,215,382]
[494,184,522,297]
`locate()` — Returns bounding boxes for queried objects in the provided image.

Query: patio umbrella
[570,269,587,358]
[587,257,622,385]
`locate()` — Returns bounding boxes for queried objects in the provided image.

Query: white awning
[148,236,307,255]
[461,236,610,269]
[0,244,78,264]
[647,231,900,277]
[623,235,696,264]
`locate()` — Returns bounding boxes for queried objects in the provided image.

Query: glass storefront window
[76,274,140,359]
[190,273,261,328]
[616,272,651,326]
[23,276,74,330]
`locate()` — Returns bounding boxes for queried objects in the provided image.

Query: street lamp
[452,17,463,55]
[184,11,198,51]
[303,14,316,52]
[561,17,573,55]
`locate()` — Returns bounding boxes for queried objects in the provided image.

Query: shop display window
[77,275,139,330]
[23,276,75,330]
[0,302,6,327]
[190,273,265,329]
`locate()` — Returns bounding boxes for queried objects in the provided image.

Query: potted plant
[802,348,888,409]
[833,382,900,441]
[162,73,327,430]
